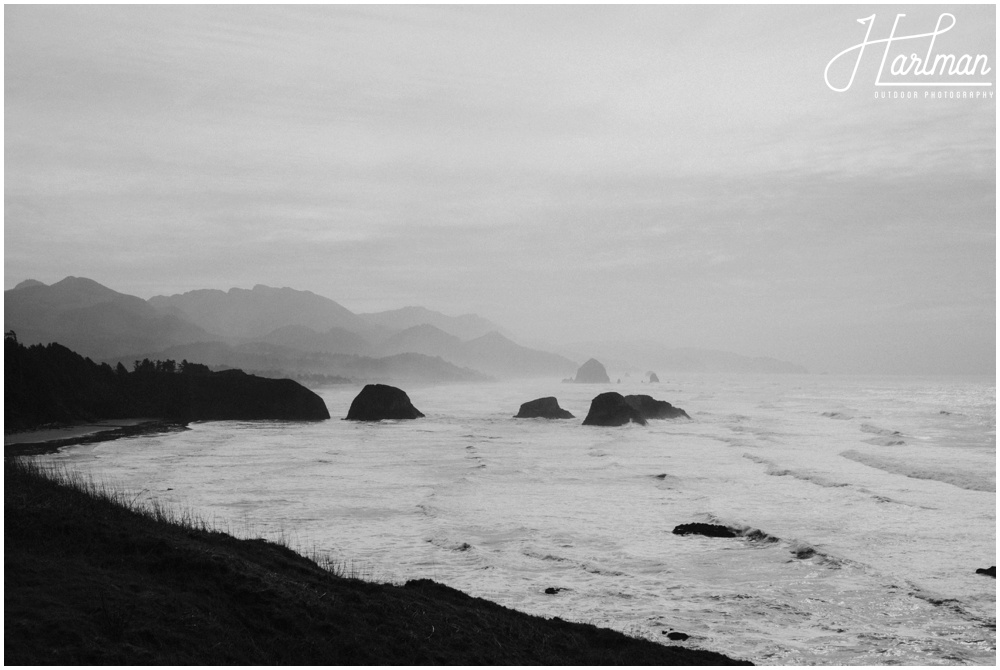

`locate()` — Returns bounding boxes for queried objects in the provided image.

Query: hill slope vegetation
[5,458,748,665]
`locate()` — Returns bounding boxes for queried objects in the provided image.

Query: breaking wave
[840,450,995,492]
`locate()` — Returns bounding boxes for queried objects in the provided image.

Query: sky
[4,4,996,375]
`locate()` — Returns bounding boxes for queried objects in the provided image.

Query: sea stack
[624,395,690,420]
[648,371,660,383]
[514,397,574,419]
[582,392,647,426]
[574,358,611,383]
[345,384,424,421]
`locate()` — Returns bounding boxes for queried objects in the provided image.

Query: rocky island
[344,383,425,421]
[572,358,611,383]
[514,397,574,419]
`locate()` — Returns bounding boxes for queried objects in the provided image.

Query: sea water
[39,374,996,665]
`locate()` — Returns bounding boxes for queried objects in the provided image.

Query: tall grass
[7,457,385,583]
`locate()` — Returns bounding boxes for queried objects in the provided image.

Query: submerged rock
[582,392,647,426]
[664,632,689,641]
[574,358,611,383]
[976,566,996,577]
[514,397,574,419]
[624,395,690,420]
[345,384,424,421]
[672,523,737,538]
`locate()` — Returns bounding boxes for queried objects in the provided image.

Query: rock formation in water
[514,397,574,419]
[672,523,737,538]
[624,395,690,420]
[182,369,330,421]
[976,566,996,577]
[573,358,611,384]
[345,384,424,421]
[581,392,647,426]
[648,371,660,383]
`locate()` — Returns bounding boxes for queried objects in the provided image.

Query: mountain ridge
[6,277,809,379]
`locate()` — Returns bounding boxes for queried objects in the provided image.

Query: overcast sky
[5,4,995,374]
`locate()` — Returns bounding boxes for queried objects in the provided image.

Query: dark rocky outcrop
[624,395,690,420]
[672,523,737,538]
[976,566,995,577]
[4,336,330,430]
[665,632,690,641]
[573,358,611,384]
[514,397,574,419]
[184,369,330,421]
[345,384,424,421]
[582,392,647,426]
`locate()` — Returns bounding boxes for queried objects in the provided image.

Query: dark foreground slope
[5,460,749,665]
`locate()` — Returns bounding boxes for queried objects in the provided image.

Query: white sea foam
[39,374,996,665]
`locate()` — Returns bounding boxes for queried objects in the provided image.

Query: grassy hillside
[5,458,749,665]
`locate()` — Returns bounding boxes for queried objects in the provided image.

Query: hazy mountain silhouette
[461,331,577,378]
[113,341,489,384]
[359,306,507,341]
[377,325,576,379]
[379,324,465,359]
[7,277,807,382]
[12,279,46,290]
[254,325,372,356]
[6,278,562,382]
[5,277,219,360]
[149,285,366,339]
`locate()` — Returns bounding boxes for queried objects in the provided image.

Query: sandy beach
[4,419,187,457]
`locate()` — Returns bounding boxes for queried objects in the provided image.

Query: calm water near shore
[40,374,996,665]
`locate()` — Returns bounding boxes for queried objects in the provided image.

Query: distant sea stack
[647,371,660,383]
[582,392,647,426]
[574,358,611,384]
[624,395,690,420]
[514,397,574,419]
[345,384,424,421]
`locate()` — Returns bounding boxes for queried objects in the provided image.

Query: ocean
[38,374,996,665]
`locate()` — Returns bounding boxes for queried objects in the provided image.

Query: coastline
[4,419,189,457]
[4,457,751,665]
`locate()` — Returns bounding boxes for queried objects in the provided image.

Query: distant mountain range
[5,277,573,384]
[6,277,216,361]
[6,277,808,384]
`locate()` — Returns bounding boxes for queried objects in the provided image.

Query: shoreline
[5,457,750,664]
[4,419,189,457]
